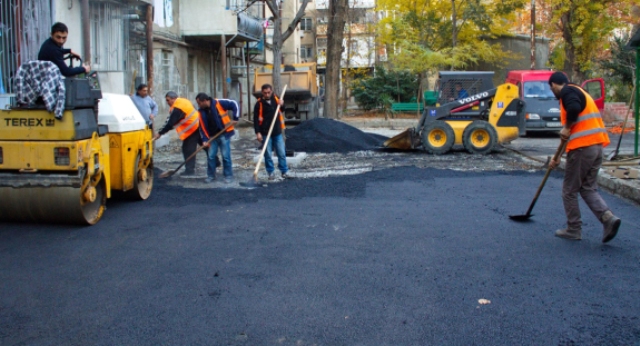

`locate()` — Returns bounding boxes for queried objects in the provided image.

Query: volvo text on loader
[384,83,526,154]
[0,71,154,225]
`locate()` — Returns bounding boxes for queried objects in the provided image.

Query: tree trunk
[266,0,311,96]
[324,0,348,119]
[451,0,457,48]
[341,28,352,117]
[560,11,585,83]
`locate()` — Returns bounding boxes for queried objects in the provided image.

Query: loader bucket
[383,128,418,150]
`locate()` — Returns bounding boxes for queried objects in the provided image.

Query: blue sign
[226,77,232,83]
[430,109,437,116]
[497,102,504,108]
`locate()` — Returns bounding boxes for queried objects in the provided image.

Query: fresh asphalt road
[1,167,639,345]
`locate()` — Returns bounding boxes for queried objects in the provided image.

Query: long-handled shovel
[241,85,287,187]
[509,138,567,221]
[158,123,232,179]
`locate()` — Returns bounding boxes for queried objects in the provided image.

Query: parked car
[506,70,605,134]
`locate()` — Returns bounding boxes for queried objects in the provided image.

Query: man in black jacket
[253,84,291,180]
[38,22,90,77]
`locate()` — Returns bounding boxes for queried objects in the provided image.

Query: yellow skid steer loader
[384,83,526,154]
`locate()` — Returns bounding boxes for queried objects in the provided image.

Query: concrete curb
[598,173,640,205]
[503,146,640,205]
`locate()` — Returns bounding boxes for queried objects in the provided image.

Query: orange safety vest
[198,100,235,139]
[258,96,285,130]
[561,85,610,152]
[171,97,200,140]
[215,100,234,133]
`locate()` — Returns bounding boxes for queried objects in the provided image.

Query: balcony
[180,0,263,45]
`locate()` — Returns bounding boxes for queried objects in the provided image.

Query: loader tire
[421,121,455,155]
[463,120,497,155]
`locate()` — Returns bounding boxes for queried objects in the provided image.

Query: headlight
[526,113,541,120]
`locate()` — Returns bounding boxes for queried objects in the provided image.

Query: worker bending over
[195,93,239,183]
[154,92,201,176]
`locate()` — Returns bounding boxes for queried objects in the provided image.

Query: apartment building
[0,0,265,127]
[314,0,379,99]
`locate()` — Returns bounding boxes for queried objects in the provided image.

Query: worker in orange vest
[195,92,239,183]
[548,72,621,243]
[153,91,201,176]
[253,84,292,180]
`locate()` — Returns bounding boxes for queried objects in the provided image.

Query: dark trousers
[562,144,609,231]
[182,131,200,173]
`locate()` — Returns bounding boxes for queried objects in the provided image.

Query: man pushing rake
[511,72,621,243]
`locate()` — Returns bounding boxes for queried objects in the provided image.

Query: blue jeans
[263,134,288,175]
[207,135,232,178]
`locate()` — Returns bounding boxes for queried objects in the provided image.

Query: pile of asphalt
[285,118,387,153]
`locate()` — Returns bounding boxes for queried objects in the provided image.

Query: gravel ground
[152,123,542,189]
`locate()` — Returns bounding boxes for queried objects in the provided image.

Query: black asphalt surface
[286,118,387,153]
[1,167,639,345]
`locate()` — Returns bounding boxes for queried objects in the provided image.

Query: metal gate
[0,0,51,94]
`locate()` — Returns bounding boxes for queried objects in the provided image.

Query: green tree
[377,0,527,74]
[546,0,638,83]
[597,33,636,102]
[350,66,419,110]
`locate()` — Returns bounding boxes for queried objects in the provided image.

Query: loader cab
[505,70,605,134]
[434,71,495,106]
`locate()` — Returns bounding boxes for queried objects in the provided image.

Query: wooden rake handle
[524,137,568,216]
[160,122,233,178]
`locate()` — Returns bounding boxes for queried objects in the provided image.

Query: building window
[316,38,327,48]
[350,40,358,52]
[300,18,313,31]
[89,1,127,70]
[300,45,313,60]
[161,50,174,92]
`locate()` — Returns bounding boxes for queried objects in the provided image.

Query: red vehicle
[506,70,605,134]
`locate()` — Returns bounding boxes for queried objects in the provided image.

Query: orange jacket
[560,86,609,152]
[171,98,200,140]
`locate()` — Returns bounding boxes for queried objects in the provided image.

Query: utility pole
[530,0,536,69]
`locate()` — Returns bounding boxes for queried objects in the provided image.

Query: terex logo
[457,92,489,105]
[3,118,55,127]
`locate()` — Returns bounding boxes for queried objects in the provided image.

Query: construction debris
[606,167,639,179]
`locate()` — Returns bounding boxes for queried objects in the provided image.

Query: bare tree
[324,0,348,118]
[264,0,312,94]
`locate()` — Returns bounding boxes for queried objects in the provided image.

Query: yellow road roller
[0,76,153,225]
[384,83,526,154]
